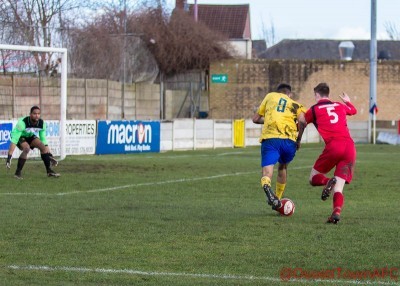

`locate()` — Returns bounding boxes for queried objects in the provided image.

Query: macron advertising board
[96,120,160,154]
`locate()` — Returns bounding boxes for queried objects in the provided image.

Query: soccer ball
[277,198,295,216]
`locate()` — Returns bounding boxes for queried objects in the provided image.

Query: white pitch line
[0,171,256,196]
[55,170,259,196]
[6,265,278,283]
[0,166,312,196]
[7,265,399,285]
[74,152,247,161]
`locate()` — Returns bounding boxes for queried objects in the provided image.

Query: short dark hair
[30,105,40,114]
[314,83,330,97]
[277,83,292,94]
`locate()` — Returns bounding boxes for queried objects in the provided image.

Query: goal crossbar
[0,44,67,160]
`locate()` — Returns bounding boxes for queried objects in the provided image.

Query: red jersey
[305,99,357,143]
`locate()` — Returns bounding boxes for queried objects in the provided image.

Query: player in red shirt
[305,83,357,224]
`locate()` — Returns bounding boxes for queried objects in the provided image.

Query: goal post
[0,44,67,160]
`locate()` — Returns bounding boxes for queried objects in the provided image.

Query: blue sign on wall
[96,120,160,154]
[0,122,13,156]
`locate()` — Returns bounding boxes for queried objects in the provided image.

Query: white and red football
[277,198,295,216]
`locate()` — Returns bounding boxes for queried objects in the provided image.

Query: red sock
[333,192,344,215]
[311,174,329,186]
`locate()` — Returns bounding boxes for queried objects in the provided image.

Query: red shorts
[313,139,356,183]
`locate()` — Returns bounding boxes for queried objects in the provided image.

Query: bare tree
[384,21,400,40]
[0,1,28,73]
[69,6,231,80]
[138,8,232,75]
[68,5,157,81]
[68,15,125,79]
[260,18,277,47]
[0,0,83,74]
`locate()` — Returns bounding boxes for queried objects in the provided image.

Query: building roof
[188,4,251,40]
[259,39,400,61]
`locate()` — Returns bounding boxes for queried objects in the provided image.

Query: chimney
[338,41,355,61]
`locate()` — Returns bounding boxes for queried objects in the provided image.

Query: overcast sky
[166,0,400,41]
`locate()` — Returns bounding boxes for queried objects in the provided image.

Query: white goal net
[0,44,67,160]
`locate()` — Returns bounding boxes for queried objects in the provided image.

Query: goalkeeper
[6,106,59,179]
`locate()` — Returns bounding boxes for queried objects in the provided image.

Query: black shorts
[17,136,39,150]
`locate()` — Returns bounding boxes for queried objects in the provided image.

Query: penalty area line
[7,265,399,285]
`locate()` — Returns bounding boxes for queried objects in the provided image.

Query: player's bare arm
[252,113,264,124]
[296,112,307,150]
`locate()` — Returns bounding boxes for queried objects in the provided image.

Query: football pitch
[0,143,399,286]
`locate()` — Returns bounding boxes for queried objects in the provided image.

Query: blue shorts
[261,138,297,167]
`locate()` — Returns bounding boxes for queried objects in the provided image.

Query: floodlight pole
[121,0,127,119]
[369,0,377,144]
[194,0,198,22]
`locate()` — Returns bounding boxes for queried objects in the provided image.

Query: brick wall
[209,59,400,121]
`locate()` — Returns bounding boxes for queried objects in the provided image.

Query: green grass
[0,144,399,285]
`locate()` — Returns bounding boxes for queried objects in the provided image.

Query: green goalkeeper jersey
[10,116,48,145]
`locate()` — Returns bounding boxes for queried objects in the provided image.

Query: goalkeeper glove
[6,154,12,169]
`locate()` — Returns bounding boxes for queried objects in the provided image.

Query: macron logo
[107,123,152,145]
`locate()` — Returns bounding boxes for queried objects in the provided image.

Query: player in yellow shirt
[252,83,307,210]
